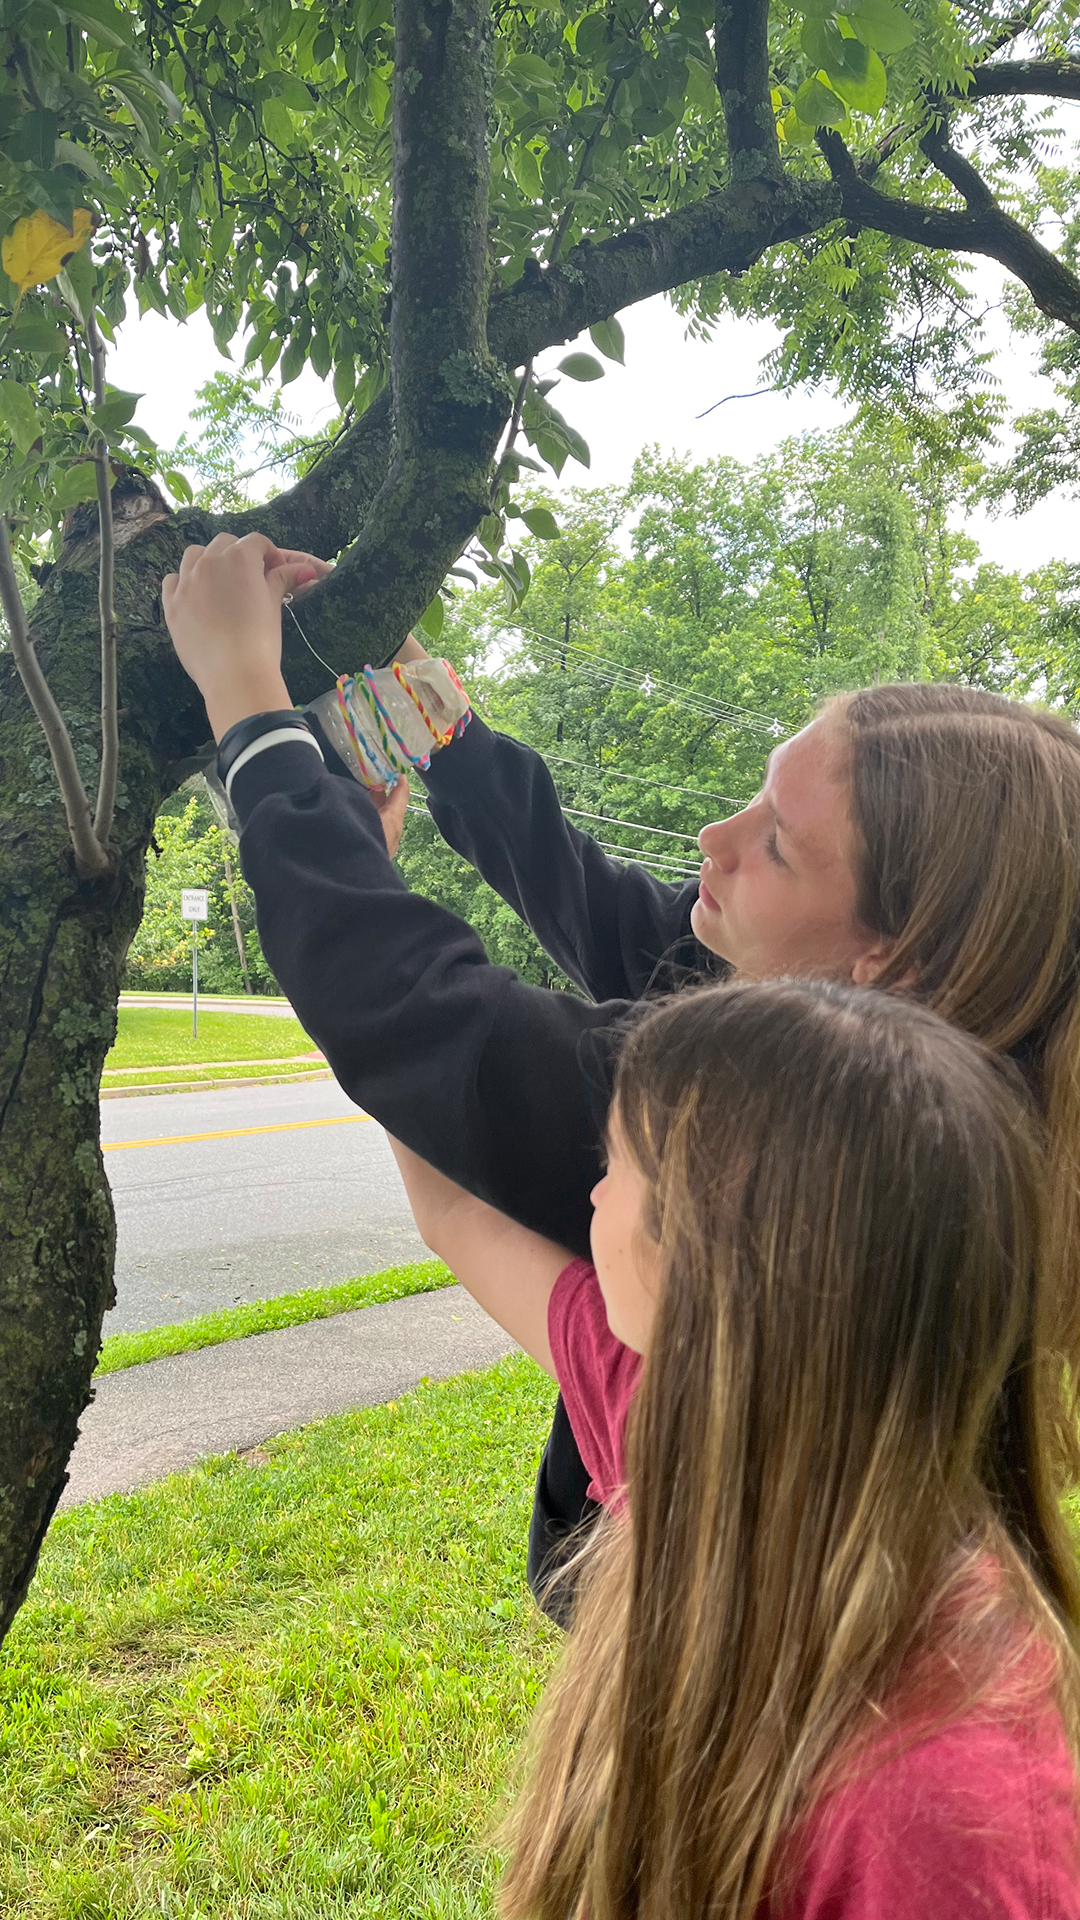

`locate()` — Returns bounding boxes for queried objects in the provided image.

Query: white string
[282,595,341,681]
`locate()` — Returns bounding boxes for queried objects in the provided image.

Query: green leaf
[279,334,306,384]
[522,505,560,539]
[261,95,295,149]
[416,594,445,640]
[508,53,557,89]
[541,147,570,194]
[800,13,847,69]
[573,12,608,59]
[513,146,544,198]
[827,45,886,112]
[53,139,109,183]
[781,107,816,146]
[367,70,390,121]
[847,0,915,54]
[163,468,194,504]
[274,73,314,111]
[478,513,504,556]
[0,381,40,454]
[793,74,848,127]
[557,350,604,381]
[589,316,625,364]
[11,109,58,171]
[563,423,590,468]
[54,461,100,510]
[9,311,66,355]
[94,386,141,429]
[310,328,332,379]
[56,0,134,49]
[333,356,356,408]
[55,245,97,323]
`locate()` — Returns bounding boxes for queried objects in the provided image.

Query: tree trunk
[222,845,253,993]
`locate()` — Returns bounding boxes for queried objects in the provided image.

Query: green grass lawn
[106,1008,317,1075]
[95,1261,455,1376]
[0,1357,560,1919]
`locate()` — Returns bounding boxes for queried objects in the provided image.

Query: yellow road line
[102,1115,372,1153]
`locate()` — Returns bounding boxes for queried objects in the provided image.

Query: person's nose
[698,812,742,874]
[590,1173,608,1210]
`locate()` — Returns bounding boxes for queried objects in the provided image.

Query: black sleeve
[419,712,705,1002]
[233,740,631,1257]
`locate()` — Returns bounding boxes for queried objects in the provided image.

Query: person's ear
[850,939,894,988]
[850,940,917,991]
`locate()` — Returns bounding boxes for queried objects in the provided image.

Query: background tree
[7,0,1080,1642]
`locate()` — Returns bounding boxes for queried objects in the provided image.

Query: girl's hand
[162,532,332,740]
[369,774,410,858]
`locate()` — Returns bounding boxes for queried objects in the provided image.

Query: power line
[514,629,783,738]
[544,750,742,811]
[560,804,701,845]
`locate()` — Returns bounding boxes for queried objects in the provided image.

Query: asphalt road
[101,1079,429,1335]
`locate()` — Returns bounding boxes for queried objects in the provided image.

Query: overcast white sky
[109,264,1077,574]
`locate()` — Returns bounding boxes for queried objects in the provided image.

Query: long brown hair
[498,982,1080,1920]
[833,683,1080,1474]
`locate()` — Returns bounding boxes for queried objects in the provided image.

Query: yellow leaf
[2,208,93,294]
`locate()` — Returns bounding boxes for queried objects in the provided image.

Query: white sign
[181,889,208,922]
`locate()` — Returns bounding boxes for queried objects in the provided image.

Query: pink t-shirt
[546,1258,1080,1917]
[771,1695,1080,1918]
[548,1256,641,1505]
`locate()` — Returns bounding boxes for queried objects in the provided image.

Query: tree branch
[819,128,1080,333]
[86,309,119,848]
[715,0,781,181]
[919,118,996,210]
[967,57,1080,100]
[239,171,836,670]
[0,520,108,879]
[285,0,509,665]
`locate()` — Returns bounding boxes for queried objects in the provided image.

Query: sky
[109,264,1077,575]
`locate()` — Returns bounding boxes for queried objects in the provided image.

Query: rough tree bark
[6,6,1080,1646]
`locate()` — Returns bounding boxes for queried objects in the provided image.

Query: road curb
[100,1069,334,1099]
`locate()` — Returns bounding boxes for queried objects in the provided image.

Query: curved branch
[86,309,119,849]
[0,521,108,879]
[281,172,835,664]
[920,119,996,211]
[820,128,1080,333]
[967,57,1080,100]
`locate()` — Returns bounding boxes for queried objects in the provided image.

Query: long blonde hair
[833,683,1080,1474]
[498,982,1080,1920]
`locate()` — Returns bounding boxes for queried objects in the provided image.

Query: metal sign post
[180,890,209,1037]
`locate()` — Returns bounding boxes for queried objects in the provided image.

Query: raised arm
[400,637,707,1004]
[163,533,624,1253]
[386,1136,568,1375]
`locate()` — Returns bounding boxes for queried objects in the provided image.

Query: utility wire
[514,629,782,737]
[543,749,742,811]
[559,804,701,844]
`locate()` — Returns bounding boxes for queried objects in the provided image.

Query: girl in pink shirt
[389,979,1080,1918]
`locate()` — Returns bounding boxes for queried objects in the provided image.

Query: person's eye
[764,830,786,869]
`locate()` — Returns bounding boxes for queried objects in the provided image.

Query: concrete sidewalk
[63,1285,517,1508]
